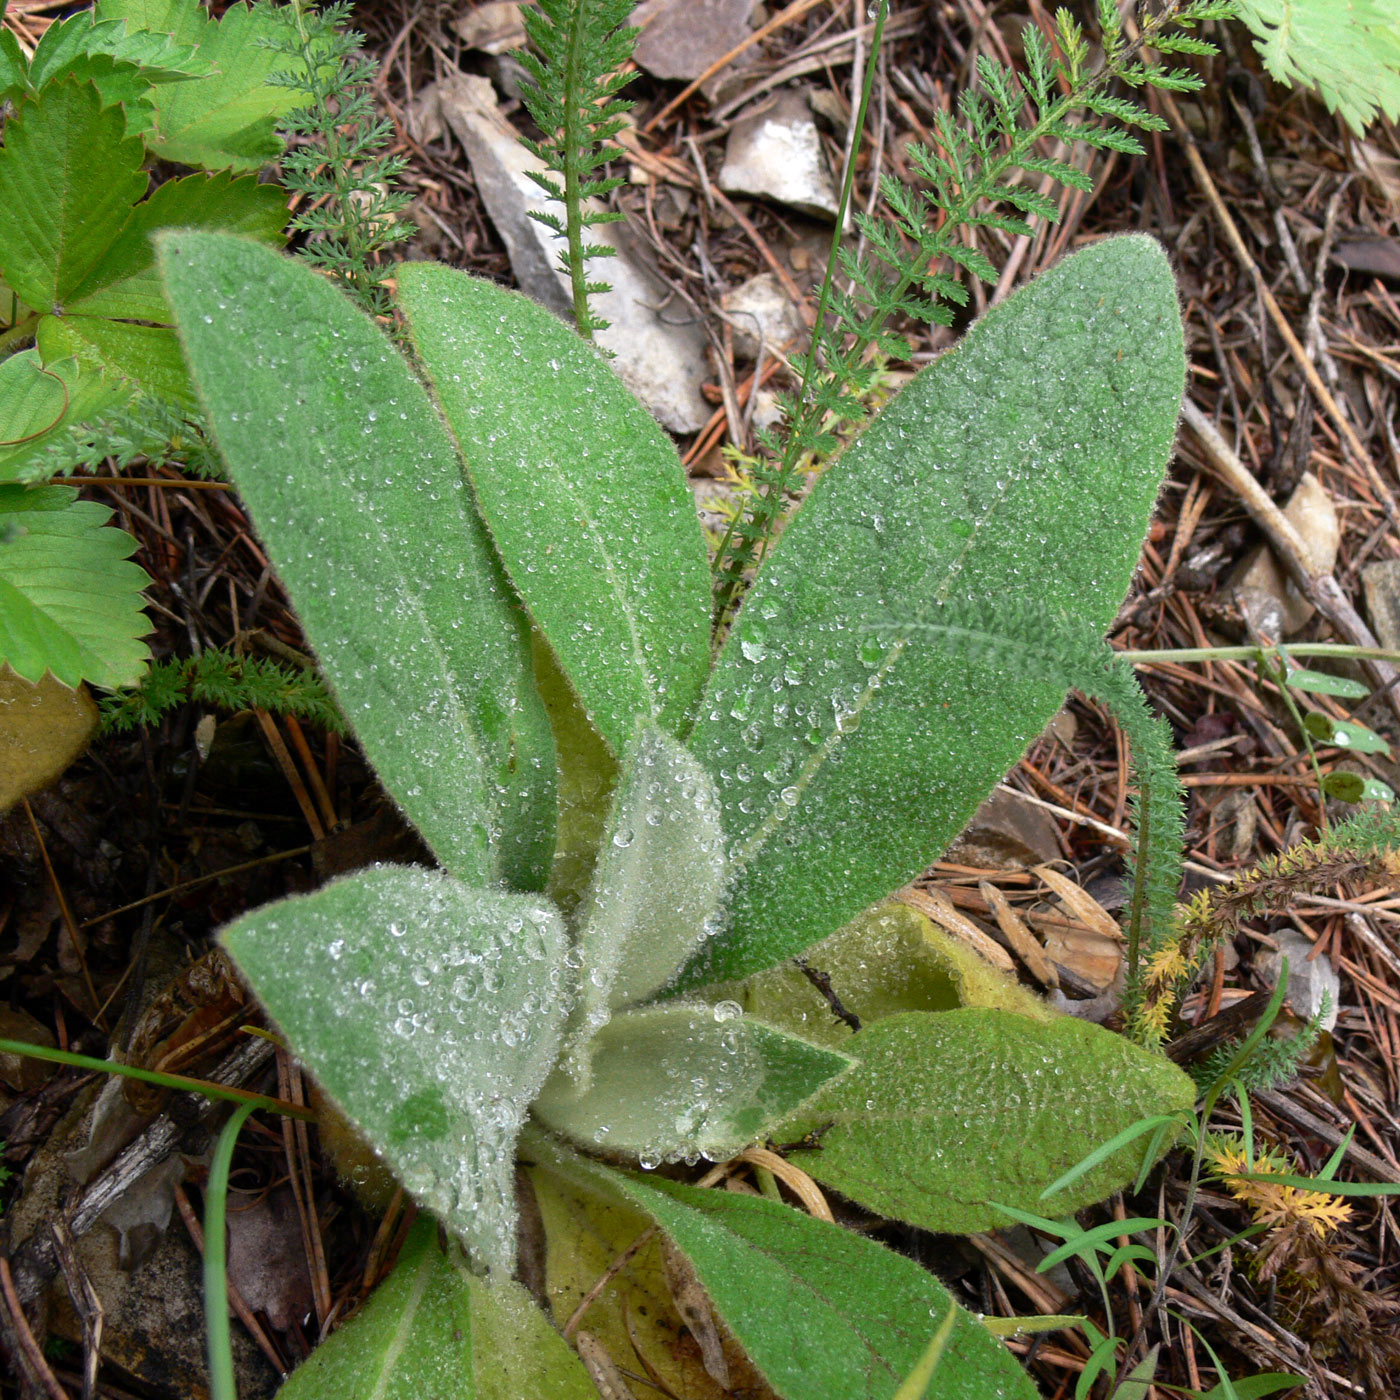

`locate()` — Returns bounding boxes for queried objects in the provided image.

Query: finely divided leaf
[534,1002,852,1161]
[276,1218,596,1400]
[682,236,1184,986]
[0,486,150,689]
[565,721,726,1068]
[779,1009,1196,1234]
[160,232,555,889]
[398,263,712,753]
[553,1160,1041,1400]
[222,866,572,1276]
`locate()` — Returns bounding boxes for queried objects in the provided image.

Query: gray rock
[719,88,841,221]
[721,271,805,358]
[632,0,757,84]
[436,72,711,433]
[452,0,525,55]
[1264,929,1340,1032]
[1230,472,1340,636]
[1362,558,1400,650]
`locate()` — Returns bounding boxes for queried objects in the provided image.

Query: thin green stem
[1122,643,1400,665]
[205,1098,262,1400]
[1125,774,1149,985]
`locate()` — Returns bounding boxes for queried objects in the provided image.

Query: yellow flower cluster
[1206,1137,1353,1240]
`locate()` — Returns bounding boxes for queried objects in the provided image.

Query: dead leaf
[0,668,98,814]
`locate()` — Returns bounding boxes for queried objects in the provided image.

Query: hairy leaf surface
[276,1218,596,1399]
[0,486,149,688]
[780,1009,1195,1234]
[161,232,555,888]
[534,1003,851,1161]
[682,236,1184,986]
[222,866,571,1276]
[544,1156,1040,1400]
[563,722,726,1072]
[398,264,712,752]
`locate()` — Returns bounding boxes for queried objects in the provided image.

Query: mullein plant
[139,1,1374,1396]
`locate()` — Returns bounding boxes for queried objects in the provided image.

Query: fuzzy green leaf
[567,722,726,1057]
[682,236,1184,986]
[0,79,147,314]
[1233,0,1400,133]
[779,1009,1196,1234]
[0,485,150,688]
[0,352,127,484]
[222,866,571,1276]
[539,1153,1041,1400]
[276,1217,596,1400]
[160,232,555,889]
[93,0,301,170]
[534,1003,852,1162]
[397,264,712,753]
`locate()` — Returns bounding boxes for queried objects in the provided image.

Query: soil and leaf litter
[1,1,1400,1398]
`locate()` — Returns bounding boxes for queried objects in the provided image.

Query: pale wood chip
[899,887,1016,971]
[978,881,1060,988]
[1032,864,1124,942]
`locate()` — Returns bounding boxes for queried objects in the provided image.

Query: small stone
[945,787,1062,870]
[1362,558,1400,650]
[721,272,805,358]
[719,89,841,221]
[1229,472,1340,636]
[632,0,757,84]
[452,1,525,55]
[1264,929,1340,1032]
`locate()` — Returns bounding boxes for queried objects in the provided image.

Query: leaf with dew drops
[222,865,572,1276]
[679,236,1185,988]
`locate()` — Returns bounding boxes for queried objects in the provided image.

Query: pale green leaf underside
[534,1002,852,1161]
[1233,0,1400,133]
[94,0,301,170]
[566,721,726,1070]
[780,1008,1195,1234]
[0,352,127,484]
[0,485,150,688]
[160,232,555,890]
[276,1218,596,1400]
[222,866,572,1276]
[682,235,1185,987]
[398,263,712,754]
[0,78,148,314]
[559,1160,1041,1400]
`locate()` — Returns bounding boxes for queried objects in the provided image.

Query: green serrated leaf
[0,78,148,314]
[1234,0,1400,133]
[397,263,712,753]
[779,1008,1195,1234]
[38,316,195,408]
[0,485,150,689]
[1,30,27,101]
[539,1150,1041,1400]
[222,866,571,1276]
[534,1002,852,1161]
[0,351,127,484]
[66,170,287,322]
[160,232,555,889]
[276,1218,596,1400]
[681,236,1185,987]
[94,0,302,170]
